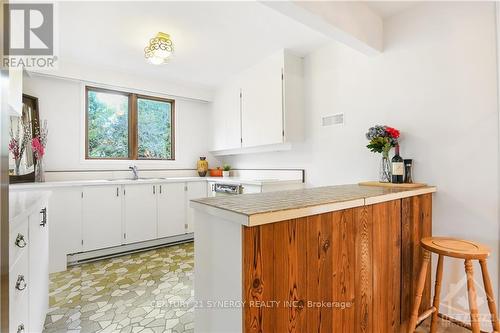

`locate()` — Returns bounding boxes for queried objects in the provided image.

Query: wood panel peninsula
[190,184,436,333]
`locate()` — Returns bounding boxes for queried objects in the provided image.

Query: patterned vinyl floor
[43,242,194,333]
[42,240,469,333]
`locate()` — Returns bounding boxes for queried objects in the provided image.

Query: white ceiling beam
[261,1,383,56]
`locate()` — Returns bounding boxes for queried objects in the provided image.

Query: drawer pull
[40,207,47,227]
[15,234,27,248]
[15,275,27,291]
[17,323,25,333]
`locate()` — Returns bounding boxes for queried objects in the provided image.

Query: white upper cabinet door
[158,182,186,238]
[28,205,49,333]
[82,186,122,252]
[211,79,242,151]
[186,181,207,233]
[124,184,158,244]
[241,50,284,148]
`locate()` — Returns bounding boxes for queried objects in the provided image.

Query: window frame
[85,86,175,161]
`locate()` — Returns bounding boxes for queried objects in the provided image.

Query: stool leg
[430,255,444,333]
[479,259,499,333]
[408,250,431,333]
[465,259,481,333]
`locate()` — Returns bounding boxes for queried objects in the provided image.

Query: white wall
[223,2,499,326]
[23,74,215,174]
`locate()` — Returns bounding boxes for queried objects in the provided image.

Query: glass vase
[14,159,21,176]
[379,152,392,183]
[35,158,45,182]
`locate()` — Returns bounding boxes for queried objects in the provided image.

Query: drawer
[9,220,29,270]
[10,251,29,333]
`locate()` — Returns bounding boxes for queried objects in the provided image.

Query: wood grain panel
[354,206,373,333]
[274,218,307,332]
[242,195,432,333]
[401,194,432,329]
[306,213,333,333]
[243,223,275,333]
[332,209,356,332]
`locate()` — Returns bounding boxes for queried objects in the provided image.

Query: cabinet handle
[15,275,27,291]
[15,234,27,248]
[153,185,156,195]
[17,323,25,333]
[116,187,119,197]
[40,207,47,227]
[159,185,162,194]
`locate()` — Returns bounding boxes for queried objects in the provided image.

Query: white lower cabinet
[187,182,207,233]
[48,188,82,273]
[49,180,208,273]
[10,199,49,333]
[158,183,186,238]
[82,186,122,252]
[124,184,158,244]
[28,208,49,333]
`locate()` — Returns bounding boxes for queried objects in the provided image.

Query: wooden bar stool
[408,237,499,333]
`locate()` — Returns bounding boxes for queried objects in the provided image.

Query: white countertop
[9,177,302,191]
[10,190,51,223]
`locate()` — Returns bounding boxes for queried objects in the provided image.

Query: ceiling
[364,1,419,19]
[58,1,330,89]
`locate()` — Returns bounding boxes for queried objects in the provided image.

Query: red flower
[385,127,400,139]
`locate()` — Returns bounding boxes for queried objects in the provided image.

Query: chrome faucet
[129,165,139,180]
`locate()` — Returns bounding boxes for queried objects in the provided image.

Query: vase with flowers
[8,118,31,175]
[32,120,48,182]
[365,125,400,182]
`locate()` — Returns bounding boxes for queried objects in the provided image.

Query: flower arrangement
[365,125,400,156]
[32,119,48,160]
[8,118,31,175]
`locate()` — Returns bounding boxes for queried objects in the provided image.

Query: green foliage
[137,99,172,159]
[222,163,231,171]
[87,91,173,160]
[366,137,392,155]
[87,91,129,158]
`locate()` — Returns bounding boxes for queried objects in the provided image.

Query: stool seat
[408,237,498,333]
[421,236,490,260]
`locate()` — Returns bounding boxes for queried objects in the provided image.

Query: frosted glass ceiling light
[144,32,174,65]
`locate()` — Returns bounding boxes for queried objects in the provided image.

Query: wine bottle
[391,145,404,183]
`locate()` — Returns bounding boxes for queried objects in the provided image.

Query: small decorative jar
[197,157,208,177]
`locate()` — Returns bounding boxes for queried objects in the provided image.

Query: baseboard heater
[67,233,194,266]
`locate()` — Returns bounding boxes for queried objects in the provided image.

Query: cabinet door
[158,183,186,238]
[82,186,122,252]
[241,51,284,148]
[124,184,157,244]
[212,80,242,151]
[48,188,82,273]
[186,182,207,233]
[28,205,49,333]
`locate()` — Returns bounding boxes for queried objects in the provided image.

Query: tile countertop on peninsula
[190,183,437,226]
[193,183,437,333]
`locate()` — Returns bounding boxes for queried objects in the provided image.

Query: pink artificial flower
[8,138,20,159]
[31,136,45,159]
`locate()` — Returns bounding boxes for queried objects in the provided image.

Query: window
[85,87,175,160]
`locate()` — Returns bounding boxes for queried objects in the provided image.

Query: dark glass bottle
[391,145,404,183]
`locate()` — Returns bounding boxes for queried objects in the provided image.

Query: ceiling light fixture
[144,32,174,65]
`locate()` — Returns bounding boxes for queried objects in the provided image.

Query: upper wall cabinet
[210,49,303,154]
[211,78,242,151]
